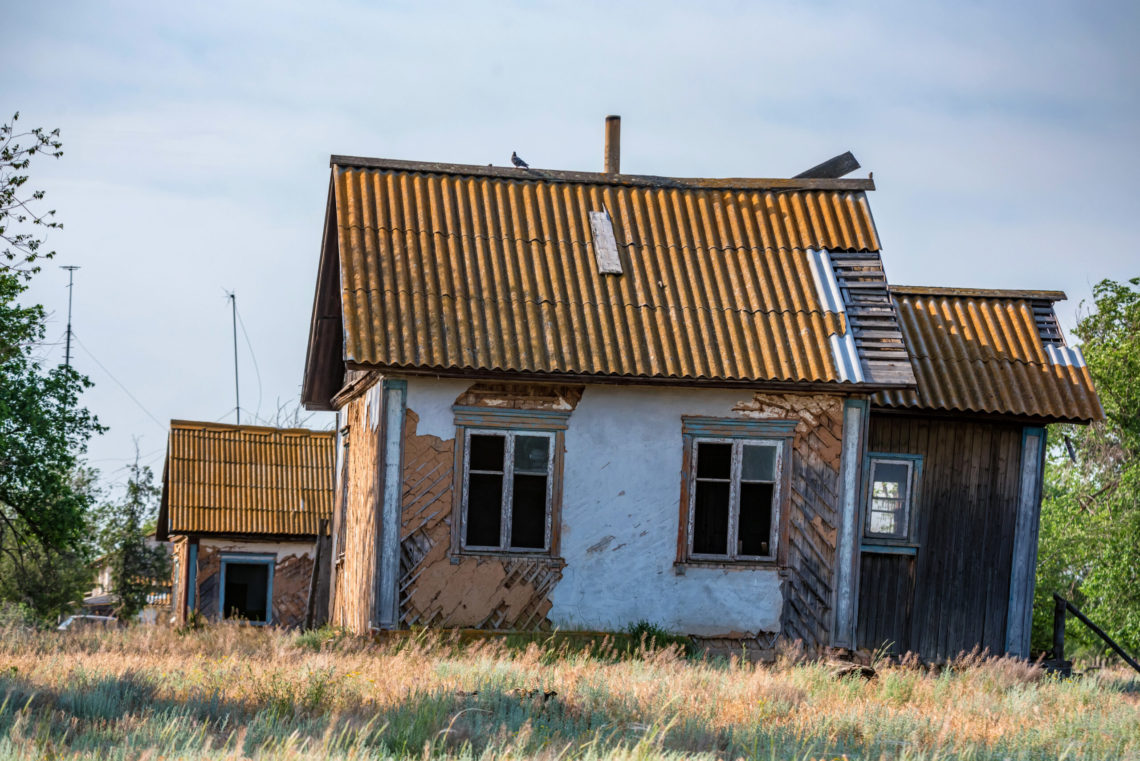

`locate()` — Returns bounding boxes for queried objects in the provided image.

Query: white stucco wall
[198,538,316,559]
[404,378,785,637]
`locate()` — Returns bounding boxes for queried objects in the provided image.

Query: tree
[0,116,103,623]
[0,466,100,623]
[0,273,104,621]
[1034,277,1140,654]
[97,456,169,621]
[1,112,64,279]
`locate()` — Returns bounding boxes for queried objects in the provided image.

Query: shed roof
[303,156,915,407]
[874,287,1103,423]
[157,420,335,540]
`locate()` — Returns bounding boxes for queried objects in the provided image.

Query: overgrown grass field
[0,623,1136,760]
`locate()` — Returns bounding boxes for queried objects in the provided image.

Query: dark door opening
[223,562,270,622]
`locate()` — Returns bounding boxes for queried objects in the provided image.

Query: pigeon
[511,151,529,169]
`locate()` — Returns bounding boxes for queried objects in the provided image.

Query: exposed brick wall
[193,541,315,629]
[398,409,563,629]
[733,392,846,653]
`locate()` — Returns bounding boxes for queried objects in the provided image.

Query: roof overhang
[301,181,344,410]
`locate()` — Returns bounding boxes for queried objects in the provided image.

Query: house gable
[301,156,916,409]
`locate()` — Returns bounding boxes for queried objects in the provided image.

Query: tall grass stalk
[0,621,1136,759]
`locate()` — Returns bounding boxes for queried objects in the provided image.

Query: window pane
[872,480,900,499]
[469,434,505,472]
[223,563,269,622]
[692,480,730,554]
[466,473,503,546]
[739,482,774,556]
[868,460,910,538]
[514,435,550,474]
[741,445,777,482]
[510,474,547,548]
[696,442,732,479]
[872,462,909,501]
[869,508,897,535]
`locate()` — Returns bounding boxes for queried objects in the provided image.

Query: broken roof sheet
[157,420,335,539]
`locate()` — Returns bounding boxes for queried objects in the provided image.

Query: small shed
[157,420,335,628]
[857,286,1101,659]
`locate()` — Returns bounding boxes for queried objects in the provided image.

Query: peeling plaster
[399,379,789,636]
[405,378,469,440]
[551,385,785,636]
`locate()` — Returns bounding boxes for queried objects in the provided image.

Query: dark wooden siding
[861,414,1025,659]
[856,552,914,655]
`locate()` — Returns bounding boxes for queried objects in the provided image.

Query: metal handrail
[1053,593,1140,675]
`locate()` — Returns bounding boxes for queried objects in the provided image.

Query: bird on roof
[511,151,529,169]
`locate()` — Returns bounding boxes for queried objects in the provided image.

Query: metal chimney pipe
[604,115,621,174]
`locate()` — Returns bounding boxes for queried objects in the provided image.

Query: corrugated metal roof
[326,158,887,386]
[159,420,335,538]
[874,288,1103,422]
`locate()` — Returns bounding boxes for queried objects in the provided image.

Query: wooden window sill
[674,559,781,574]
[860,543,919,556]
[451,551,566,567]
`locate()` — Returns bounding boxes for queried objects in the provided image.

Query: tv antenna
[61,265,79,368]
[226,291,240,424]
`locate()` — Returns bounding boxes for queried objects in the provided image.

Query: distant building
[82,535,173,623]
[157,420,334,628]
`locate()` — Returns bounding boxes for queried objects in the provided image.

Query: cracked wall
[399,404,564,629]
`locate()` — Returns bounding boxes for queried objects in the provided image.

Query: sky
[3,0,1138,492]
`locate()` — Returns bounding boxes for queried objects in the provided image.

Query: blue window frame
[861,452,923,550]
[219,553,275,625]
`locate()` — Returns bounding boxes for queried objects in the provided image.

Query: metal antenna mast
[61,266,79,368]
[228,292,240,424]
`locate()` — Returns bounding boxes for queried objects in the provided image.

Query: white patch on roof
[1045,344,1087,367]
[809,249,864,383]
[588,209,622,275]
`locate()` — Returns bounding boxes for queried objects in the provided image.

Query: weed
[0,624,1135,759]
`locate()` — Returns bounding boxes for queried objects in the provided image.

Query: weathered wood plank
[793,151,861,180]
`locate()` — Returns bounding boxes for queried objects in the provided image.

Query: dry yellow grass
[0,623,1137,759]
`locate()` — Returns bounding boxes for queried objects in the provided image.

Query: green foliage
[1035,277,1140,654]
[95,458,169,621]
[294,625,351,652]
[0,112,64,279]
[0,118,103,624]
[0,274,103,620]
[625,620,694,654]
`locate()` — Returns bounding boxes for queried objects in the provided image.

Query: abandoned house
[300,119,1102,659]
[158,420,335,628]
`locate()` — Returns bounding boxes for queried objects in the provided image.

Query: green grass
[0,622,1137,759]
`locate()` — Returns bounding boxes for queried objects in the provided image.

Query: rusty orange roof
[874,287,1103,422]
[157,420,335,539]
[303,157,915,407]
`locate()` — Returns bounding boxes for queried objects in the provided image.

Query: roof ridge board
[340,286,848,318]
[331,155,876,192]
[333,223,880,254]
[170,419,335,437]
[891,285,1067,301]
